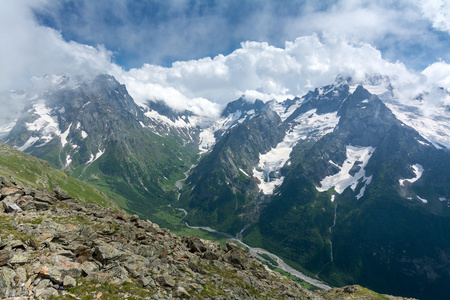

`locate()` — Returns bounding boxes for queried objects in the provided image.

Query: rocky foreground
[0,176,414,299]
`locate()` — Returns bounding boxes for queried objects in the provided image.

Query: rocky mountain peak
[221,97,266,118]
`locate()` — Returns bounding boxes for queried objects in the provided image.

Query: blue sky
[0,0,449,117]
[31,0,450,70]
[32,0,334,69]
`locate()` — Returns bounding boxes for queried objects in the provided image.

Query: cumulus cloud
[117,35,414,107]
[0,0,119,92]
[1,0,449,122]
[117,33,450,118]
[419,0,450,33]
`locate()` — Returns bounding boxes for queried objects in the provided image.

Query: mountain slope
[182,108,285,234]
[3,75,199,221]
[0,142,115,208]
[0,178,413,299]
[250,86,450,300]
[2,73,449,299]
[182,81,450,300]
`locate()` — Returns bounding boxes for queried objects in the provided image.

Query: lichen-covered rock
[9,252,29,265]
[93,244,125,264]
[0,267,16,298]
[63,275,76,288]
[156,273,175,287]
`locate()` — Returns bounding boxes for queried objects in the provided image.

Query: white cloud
[117,33,450,119]
[117,34,415,108]
[423,62,450,88]
[0,0,119,92]
[1,0,449,122]
[421,61,450,110]
[419,0,450,33]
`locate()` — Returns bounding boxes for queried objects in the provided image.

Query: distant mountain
[2,73,449,300]
[2,74,199,222]
[180,79,450,300]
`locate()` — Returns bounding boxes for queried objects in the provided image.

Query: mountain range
[0,145,416,299]
[1,73,449,299]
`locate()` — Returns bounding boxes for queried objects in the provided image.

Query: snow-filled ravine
[254,109,340,195]
[317,145,375,199]
[86,148,105,164]
[399,164,424,186]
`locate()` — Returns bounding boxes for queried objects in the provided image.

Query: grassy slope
[0,142,116,208]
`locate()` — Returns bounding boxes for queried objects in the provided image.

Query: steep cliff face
[0,177,415,300]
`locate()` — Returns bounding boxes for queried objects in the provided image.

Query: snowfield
[254,109,340,195]
[25,101,61,145]
[317,145,375,199]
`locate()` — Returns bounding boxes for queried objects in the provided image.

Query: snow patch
[317,145,375,197]
[198,110,247,152]
[239,168,249,177]
[417,139,431,146]
[290,109,340,141]
[86,149,105,164]
[254,109,340,195]
[356,175,372,200]
[386,103,450,149]
[81,101,91,109]
[144,110,192,128]
[25,101,61,144]
[417,196,428,204]
[60,123,72,147]
[65,154,72,167]
[18,136,39,151]
[331,195,336,202]
[81,131,88,139]
[199,128,216,153]
[399,164,424,186]
[0,120,17,136]
[270,100,300,122]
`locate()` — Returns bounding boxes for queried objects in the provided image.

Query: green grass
[152,205,231,248]
[318,285,391,300]
[0,143,116,209]
[52,279,155,300]
[271,266,321,291]
[257,252,278,267]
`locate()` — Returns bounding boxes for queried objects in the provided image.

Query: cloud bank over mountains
[0,0,449,119]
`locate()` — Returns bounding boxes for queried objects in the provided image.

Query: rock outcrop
[0,176,414,299]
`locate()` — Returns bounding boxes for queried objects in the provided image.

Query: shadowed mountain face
[3,74,449,300]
